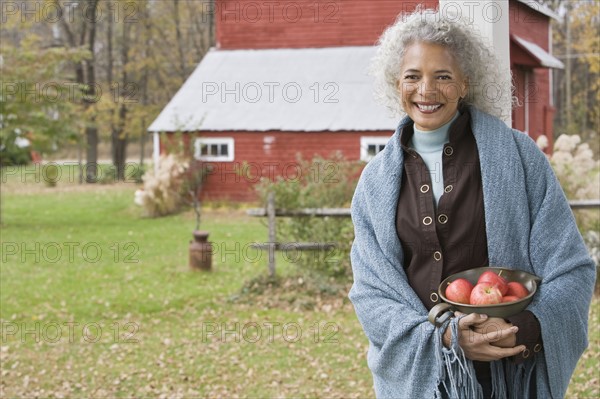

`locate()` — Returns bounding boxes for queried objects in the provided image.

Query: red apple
[501,295,521,303]
[470,283,503,305]
[506,281,529,299]
[477,270,508,295]
[445,278,474,304]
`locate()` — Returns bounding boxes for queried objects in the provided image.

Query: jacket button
[423,216,432,225]
[533,344,542,352]
[433,251,442,261]
[444,146,454,156]
[420,184,430,193]
[444,185,453,193]
[430,292,439,302]
[438,214,448,224]
[522,349,530,359]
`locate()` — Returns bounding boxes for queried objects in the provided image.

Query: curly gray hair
[370,9,514,119]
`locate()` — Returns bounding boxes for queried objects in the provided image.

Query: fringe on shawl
[435,314,538,399]
[491,348,537,399]
[502,355,537,399]
[435,315,482,399]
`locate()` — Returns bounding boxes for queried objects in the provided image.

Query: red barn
[149,0,563,201]
[509,0,563,143]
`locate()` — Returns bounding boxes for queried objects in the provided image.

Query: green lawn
[0,169,598,398]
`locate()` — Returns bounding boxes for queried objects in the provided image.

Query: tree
[50,0,101,182]
[547,0,600,154]
[99,0,215,180]
[3,0,216,180]
[108,7,131,181]
[0,3,88,162]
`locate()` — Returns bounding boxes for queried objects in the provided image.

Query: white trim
[194,137,235,162]
[524,71,530,135]
[549,25,554,107]
[512,35,564,69]
[360,136,389,162]
[153,132,160,175]
[439,0,512,126]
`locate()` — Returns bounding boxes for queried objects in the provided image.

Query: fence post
[267,192,276,277]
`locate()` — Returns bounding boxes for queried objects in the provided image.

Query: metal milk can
[189,230,212,270]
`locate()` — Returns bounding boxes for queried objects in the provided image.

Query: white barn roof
[148,46,398,132]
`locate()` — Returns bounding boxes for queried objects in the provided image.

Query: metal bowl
[428,267,541,326]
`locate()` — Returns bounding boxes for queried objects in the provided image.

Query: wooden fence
[247,195,600,276]
[569,200,600,210]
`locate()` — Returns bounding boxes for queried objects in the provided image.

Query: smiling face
[398,42,468,131]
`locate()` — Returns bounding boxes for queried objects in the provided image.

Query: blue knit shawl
[349,106,596,398]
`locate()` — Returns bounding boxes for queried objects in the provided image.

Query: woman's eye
[437,75,452,80]
[404,75,419,80]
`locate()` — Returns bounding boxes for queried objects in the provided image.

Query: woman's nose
[417,78,437,95]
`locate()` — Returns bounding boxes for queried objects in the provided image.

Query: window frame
[194,137,235,162]
[360,136,389,162]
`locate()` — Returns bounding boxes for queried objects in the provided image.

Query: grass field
[0,169,598,398]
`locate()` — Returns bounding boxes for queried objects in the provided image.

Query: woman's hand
[471,317,516,348]
[443,312,525,361]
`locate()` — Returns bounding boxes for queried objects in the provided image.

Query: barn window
[194,137,235,162]
[360,137,389,161]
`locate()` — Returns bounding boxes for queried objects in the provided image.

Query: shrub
[538,134,600,200]
[98,164,117,185]
[538,134,600,281]
[134,154,189,217]
[126,163,146,183]
[584,231,600,266]
[42,163,60,187]
[0,129,32,166]
[254,153,363,279]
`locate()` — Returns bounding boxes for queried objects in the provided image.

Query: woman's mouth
[415,103,442,113]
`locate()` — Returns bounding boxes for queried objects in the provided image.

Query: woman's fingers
[480,325,519,343]
[469,344,526,362]
[455,311,488,329]
[451,312,525,361]
[488,344,526,360]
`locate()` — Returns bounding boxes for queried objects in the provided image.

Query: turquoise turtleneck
[410,112,460,206]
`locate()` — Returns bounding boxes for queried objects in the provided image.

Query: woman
[349,9,595,399]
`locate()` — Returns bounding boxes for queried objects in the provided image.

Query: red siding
[167,131,392,201]
[509,2,550,50]
[216,0,437,49]
[163,0,558,202]
[509,0,553,144]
